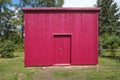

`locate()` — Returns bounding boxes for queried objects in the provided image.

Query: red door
[54,35,71,65]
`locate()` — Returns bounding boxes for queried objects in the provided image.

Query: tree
[0,0,18,58]
[12,4,24,39]
[1,8,16,40]
[96,0,120,35]
[18,0,64,7]
[0,0,11,12]
[0,0,13,40]
[0,0,12,38]
[96,0,120,57]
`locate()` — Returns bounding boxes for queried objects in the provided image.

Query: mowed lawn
[0,52,120,80]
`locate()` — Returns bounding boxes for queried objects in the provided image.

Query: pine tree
[96,0,120,35]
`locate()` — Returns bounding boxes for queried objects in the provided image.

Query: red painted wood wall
[23,8,100,66]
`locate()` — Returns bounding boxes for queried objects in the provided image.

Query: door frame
[53,33,72,65]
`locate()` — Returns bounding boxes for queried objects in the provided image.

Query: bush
[0,40,15,58]
[99,34,120,57]
[15,43,24,52]
[99,33,109,56]
[106,35,120,57]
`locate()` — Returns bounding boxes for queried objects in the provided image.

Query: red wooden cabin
[23,8,100,66]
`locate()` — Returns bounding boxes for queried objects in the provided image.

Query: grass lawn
[0,52,38,80]
[0,51,120,80]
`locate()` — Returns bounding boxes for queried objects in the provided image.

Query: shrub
[15,43,24,52]
[106,35,120,57]
[99,34,120,57]
[0,40,15,58]
[99,33,109,56]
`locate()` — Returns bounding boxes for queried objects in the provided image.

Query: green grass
[0,52,37,80]
[0,51,120,80]
[54,71,75,78]
[53,57,120,80]
[103,51,120,57]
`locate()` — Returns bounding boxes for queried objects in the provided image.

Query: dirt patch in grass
[18,73,27,80]
[33,66,99,80]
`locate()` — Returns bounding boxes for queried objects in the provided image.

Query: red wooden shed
[23,8,100,66]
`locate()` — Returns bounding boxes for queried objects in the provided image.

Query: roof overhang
[22,8,101,12]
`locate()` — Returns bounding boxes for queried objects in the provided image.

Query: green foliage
[18,0,64,7]
[0,1,23,54]
[0,0,12,11]
[96,0,120,35]
[1,7,23,43]
[9,30,22,44]
[96,0,120,57]
[0,40,15,58]
[106,35,120,57]
[55,0,64,7]
[15,43,24,52]
[1,8,16,39]
[106,36,120,49]
[99,34,120,57]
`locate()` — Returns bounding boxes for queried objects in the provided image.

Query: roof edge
[22,8,101,11]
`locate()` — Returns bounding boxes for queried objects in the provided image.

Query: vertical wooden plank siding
[23,8,100,66]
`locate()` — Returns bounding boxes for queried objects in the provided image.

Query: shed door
[54,35,71,65]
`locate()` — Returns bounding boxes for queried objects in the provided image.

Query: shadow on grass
[14,55,21,58]
[100,56,120,62]
[0,55,21,58]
